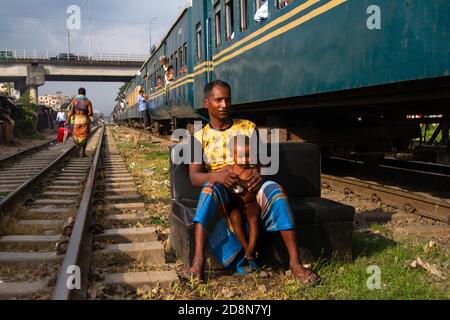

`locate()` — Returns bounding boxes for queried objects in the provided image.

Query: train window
[254,0,268,21]
[277,0,292,9]
[225,0,234,41]
[240,0,248,31]
[183,43,188,72]
[174,51,178,77]
[254,0,263,10]
[214,3,222,47]
[178,47,183,73]
[196,23,202,61]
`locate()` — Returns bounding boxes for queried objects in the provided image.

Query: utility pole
[85,0,93,59]
[67,28,71,59]
[149,16,157,55]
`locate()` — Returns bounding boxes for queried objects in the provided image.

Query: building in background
[0,82,21,100]
[38,94,70,110]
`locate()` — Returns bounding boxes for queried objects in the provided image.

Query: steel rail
[0,127,99,216]
[52,126,104,300]
[0,138,57,165]
[381,157,450,176]
[322,173,450,224]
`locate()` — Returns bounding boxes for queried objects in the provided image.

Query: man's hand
[211,169,238,188]
[247,168,263,192]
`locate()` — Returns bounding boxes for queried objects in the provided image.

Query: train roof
[139,2,192,72]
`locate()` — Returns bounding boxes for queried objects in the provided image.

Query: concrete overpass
[0,52,146,103]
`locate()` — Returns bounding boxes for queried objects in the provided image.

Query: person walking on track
[55,107,67,128]
[65,87,93,158]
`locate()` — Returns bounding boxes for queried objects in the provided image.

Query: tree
[115,82,129,101]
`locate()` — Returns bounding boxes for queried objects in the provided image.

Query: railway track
[83,126,177,299]
[381,157,450,176]
[0,127,103,299]
[0,126,178,299]
[322,158,450,224]
[0,138,57,165]
[0,140,72,211]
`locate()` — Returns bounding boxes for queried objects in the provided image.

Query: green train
[115,0,450,161]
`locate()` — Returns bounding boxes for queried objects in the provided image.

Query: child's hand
[247,168,263,192]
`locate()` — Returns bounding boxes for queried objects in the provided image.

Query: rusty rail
[52,126,104,300]
[322,174,450,224]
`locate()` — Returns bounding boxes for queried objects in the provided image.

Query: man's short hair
[78,87,86,95]
[139,89,144,93]
[204,80,231,97]
[159,55,167,61]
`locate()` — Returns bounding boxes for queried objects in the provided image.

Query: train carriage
[118,0,450,160]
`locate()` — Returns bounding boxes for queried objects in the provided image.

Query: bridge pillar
[26,64,45,104]
[29,86,39,104]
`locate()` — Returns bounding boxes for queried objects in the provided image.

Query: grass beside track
[109,126,449,300]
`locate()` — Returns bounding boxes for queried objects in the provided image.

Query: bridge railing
[0,50,147,62]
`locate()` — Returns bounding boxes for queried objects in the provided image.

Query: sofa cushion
[172,197,354,225]
[288,197,355,224]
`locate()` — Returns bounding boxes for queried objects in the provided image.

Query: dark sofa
[168,142,355,269]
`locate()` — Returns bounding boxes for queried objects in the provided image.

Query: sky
[0,0,189,114]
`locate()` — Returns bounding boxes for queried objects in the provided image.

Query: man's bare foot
[290,263,321,286]
[184,257,204,281]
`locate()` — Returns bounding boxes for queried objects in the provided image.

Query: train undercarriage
[117,77,450,165]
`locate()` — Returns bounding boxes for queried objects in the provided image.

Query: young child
[226,135,261,264]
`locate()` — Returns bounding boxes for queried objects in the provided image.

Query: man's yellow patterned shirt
[193,119,257,172]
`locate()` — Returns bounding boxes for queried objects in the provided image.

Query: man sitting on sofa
[185,80,320,285]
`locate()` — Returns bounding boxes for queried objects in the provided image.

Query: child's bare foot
[290,263,321,286]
